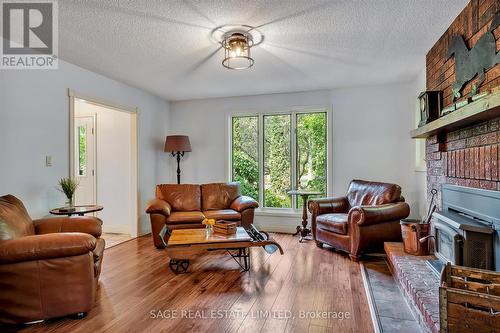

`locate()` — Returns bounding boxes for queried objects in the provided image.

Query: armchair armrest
[230,196,259,212]
[308,197,349,215]
[0,233,96,264]
[145,199,171,216]
[349,202,410,227]
[33,217,102,238]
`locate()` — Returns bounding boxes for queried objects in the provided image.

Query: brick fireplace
[386,2,500,332]
[425,0,500,205]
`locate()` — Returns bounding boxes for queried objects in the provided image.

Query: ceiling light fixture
[211,25,264,70]
[222,31,253,70]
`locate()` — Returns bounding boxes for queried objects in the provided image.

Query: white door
[74,115,96,205]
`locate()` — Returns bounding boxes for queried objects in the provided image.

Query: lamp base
[171,151,185,184]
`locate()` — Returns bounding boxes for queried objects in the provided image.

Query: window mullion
[258,114,264,207]
[229,116,233,182]
[291,112,297,210]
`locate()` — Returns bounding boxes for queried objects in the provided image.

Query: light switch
[46,156,53,167]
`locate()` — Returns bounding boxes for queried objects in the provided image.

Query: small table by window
[50,205,103,217]
[287,190,322,242]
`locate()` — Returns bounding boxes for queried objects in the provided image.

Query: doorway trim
[68,89,139,237]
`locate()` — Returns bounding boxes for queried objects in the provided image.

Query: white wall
[0,59,170,235]
[411,68,428,218]
[170,83,424,232]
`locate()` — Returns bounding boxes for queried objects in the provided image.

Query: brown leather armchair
[0,195,105,324]
[146,182,259,248]
[308,180,410,261]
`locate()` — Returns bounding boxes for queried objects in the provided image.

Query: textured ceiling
[59,0,468,101]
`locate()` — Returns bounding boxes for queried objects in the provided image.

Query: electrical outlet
[46,156,53,167]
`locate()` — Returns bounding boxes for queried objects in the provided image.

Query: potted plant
[57,178,79,211]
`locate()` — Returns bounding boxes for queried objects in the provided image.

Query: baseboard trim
[254,223,296,234]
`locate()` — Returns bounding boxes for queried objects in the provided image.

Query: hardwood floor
[13,233,374,333]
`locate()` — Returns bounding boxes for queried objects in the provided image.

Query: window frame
[228,106,332,214]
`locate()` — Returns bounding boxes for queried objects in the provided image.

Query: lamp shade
[164,135,191,152]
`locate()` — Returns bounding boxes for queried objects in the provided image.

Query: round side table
[287,190,322,242]
[50,205,103,217]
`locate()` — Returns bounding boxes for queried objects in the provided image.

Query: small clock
[418,91,442,127]
[420,97,426,114]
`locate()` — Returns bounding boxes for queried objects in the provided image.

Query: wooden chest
[439,263,500,332]
[213,220,237,235]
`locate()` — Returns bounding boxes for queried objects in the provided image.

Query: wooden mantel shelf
[411,91,500,139]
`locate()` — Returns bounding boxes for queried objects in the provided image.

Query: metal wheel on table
[169,259,189,274]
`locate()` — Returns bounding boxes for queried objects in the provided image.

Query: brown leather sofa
[146,182,259,248]
[308,180,410,261]
[0,195,105,324]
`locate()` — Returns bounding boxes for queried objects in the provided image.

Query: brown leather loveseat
[308,180,410,261]
[0,195,105,324]
[146,182,258,248]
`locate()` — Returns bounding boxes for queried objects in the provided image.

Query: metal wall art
[448,12,500,100]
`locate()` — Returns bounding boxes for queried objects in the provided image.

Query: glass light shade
[222,32,254,70]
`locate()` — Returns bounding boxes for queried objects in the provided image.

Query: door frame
[68,89,139,238]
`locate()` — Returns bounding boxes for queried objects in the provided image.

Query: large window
[231,110,328,210]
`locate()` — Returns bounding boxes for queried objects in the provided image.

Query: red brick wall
[426,121,500,208]
[426,0,500,107]
[426,1,500,207]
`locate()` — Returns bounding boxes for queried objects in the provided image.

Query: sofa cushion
[0,195,35,238]
[347,180,401,207]
[166,211,205,224]
[203,209,241,221]
[156,184,201,211]
[201,183,241,211]
[316,213,348,235]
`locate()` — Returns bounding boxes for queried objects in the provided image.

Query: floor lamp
[164,135,191,184]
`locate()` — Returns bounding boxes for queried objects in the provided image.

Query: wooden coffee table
[162,227,283,274]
